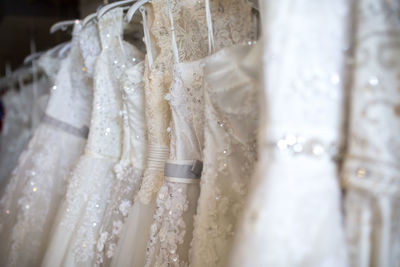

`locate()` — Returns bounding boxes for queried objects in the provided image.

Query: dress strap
[205,0,215,54]
[139,5,154,67]
[166,0,179,64]
[114,16,127,60]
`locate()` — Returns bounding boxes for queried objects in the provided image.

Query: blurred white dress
[229,1,350,266]
[0,23,93,267]
[0,52,56,188]
[343,0,400,266]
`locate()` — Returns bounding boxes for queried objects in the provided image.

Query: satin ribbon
[164,159,203,184]
[43,113,89,138]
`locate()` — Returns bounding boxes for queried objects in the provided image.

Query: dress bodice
[152,0,256,63]
[122,62,147,167]
[86,8,142,158]
[44,23,92,134]
[167,61,205,160]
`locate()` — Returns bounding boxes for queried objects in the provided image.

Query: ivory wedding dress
[42,9,143,267]
[143,1,207,265]
[229,1,350,266]
[343,0,400,266]
[0,23,93,267]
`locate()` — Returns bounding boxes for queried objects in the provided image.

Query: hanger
[23,52,45,65]
[97,0,137,19]
[58,42,72,58]
[82,13,98,27]
[50,19,80,34]
[126,0,149,23]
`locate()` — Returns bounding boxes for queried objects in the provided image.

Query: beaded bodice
[85,9,126,158]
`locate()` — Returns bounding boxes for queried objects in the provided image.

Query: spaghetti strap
[205,0,215,54]
[140,6,154,67]
[166,0,179,63]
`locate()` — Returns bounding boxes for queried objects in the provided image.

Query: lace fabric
[161,0,256,63]
[95,58,145,266]
[342,1,400,266]
[189,44,259,267]
[0,23,92,267]
[144,59,205,267]
[229,1,350,266]
[41,11,132,266]
[137,0,173,204]
[141,1,257,265]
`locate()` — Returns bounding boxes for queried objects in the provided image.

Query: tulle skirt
[42,153,117,267]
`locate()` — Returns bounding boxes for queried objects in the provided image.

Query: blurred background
[0,0,101,76]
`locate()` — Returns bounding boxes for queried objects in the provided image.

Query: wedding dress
[0,23,93,267]
[41,9,143,267]
[189,42,260,267]
[229,1,350,266]
[343,0,400,266]
[0,87,32,188]
[95,37,146,267]
[0,51,57,189]
[110,3,172,266]
[143,1,207,265]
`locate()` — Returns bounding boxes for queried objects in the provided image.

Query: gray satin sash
[43,114,89,139]
[164,159,203,184]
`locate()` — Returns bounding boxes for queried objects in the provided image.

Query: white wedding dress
[0,52,55,189]
[41,9,143,267]
[343,0,400,266]
[0,23,93,267]
[189,43,260,267]
[0,88,32,189]
[95,42,146,267]
[229,1,350,267]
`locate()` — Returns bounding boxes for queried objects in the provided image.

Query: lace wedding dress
[189,43,260,267]
[343,1,400,266]
[95,39,146,267]
[42,9,143,267]
[143,1,207,265]
[0,23,93,267]
[229,1,350,266]
[110,3,172,266]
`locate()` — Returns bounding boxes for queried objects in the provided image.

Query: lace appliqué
[190,69,258,267]
[145,184,189,267]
